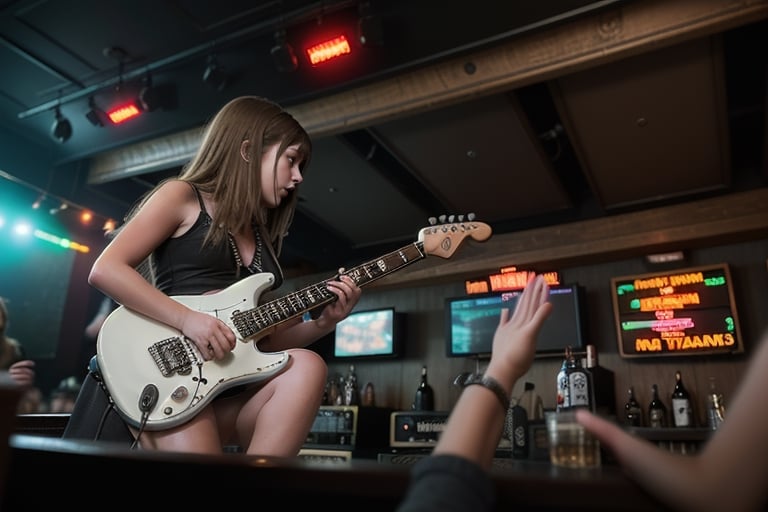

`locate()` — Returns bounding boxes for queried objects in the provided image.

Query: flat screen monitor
[610,263,743,358]
[332,307,403,360]
[445,284,586,358]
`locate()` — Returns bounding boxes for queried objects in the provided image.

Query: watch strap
[463,374,510,412]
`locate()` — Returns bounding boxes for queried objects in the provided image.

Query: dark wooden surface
[3,434,667,511]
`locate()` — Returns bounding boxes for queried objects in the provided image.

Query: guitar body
[96,272,290,431]
[96,217,493,432]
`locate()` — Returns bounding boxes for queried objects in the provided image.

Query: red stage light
[107,102,142,124]
[305,35,351,65]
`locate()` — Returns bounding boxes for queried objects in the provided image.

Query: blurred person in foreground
[397,274,552,511]
[576,328,768,512]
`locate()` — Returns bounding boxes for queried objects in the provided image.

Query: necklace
[228,227,263,274]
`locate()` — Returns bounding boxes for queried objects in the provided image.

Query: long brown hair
[125,96,312,255]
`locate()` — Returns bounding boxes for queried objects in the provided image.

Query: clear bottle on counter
[556,346,571,411]
[343,364,360,405]
[706,376,726,430]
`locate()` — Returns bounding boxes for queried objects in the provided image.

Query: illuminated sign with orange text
[610,263,743,358]
[466,267,560,294]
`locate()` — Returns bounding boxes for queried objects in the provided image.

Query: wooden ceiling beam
[290,0,768,137]
[285,187,768,290]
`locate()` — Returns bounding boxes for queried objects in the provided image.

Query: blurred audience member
[48,376,81,413]
[16,386,45,414]
[0,296,36,393]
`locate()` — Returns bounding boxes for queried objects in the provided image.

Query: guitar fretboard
[231,242,426,339]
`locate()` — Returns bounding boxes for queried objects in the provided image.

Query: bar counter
[4,434,668,511]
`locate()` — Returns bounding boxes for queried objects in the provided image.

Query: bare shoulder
[152,179,196,203]
[140,180,198,217]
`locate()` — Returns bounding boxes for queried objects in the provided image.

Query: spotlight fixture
[271,30,298,73]
[51,106,72,143]
[85,97,110,127]
[138,73,160,111]
[357,2,384,47]
[202,55,228,92]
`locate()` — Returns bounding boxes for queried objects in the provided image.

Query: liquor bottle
[624,386,643,427]
[706,376,726,431]
[343,364,360,405]
[362,381,376,407]
[412,365,435,411]
[648,383,667,428]
[563,346,593,410]
[585,344,616,417]
[516,382,544,421]
[555,348,570,411]
[671,370,693,427]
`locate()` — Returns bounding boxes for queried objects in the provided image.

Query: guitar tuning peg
[458,214,465,222]
[428,216,437,226]
[467,212,476,221]
[448,214,455,223]
[439,214,447,224]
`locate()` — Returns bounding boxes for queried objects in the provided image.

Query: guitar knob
[171,386,189,402]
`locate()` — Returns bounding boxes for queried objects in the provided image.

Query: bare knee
[287,348,327,387]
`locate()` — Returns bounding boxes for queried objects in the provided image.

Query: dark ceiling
[0,0,766,278]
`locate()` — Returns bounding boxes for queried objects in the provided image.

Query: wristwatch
[462,373,510,412]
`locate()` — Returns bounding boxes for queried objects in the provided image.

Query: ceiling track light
[85,96,110,127]
[51,105,72,143]
[202,55,228,92]
[357,1,384,47]
[271,29,298,73]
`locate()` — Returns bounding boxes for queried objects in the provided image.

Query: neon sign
[611,263,743,358]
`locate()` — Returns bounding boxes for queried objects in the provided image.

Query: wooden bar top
[3,434,667,511]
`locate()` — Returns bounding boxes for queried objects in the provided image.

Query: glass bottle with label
[555,347,570,411]
[671,370,693,427]
[562,346,593,410]
[585,344,616,417]
[706,376,726,430]
[343,364,360,406]
[412,365,435,411]
[624,386,643,427]
[648,383,667,428]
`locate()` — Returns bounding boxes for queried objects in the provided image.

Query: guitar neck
[232,241,427,339]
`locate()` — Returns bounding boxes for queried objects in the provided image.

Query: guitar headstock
[418,213,492,259]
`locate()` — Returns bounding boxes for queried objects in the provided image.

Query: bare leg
[135,405,224,454]
[220,349,327,456]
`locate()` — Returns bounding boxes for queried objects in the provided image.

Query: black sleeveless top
[152,184,283,296]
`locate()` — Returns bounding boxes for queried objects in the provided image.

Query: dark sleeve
[395,454,496,512]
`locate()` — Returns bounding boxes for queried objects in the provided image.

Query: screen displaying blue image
[445,285,585,358]
[333,308,399,359]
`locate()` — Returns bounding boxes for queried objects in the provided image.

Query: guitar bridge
[148,336,197,377]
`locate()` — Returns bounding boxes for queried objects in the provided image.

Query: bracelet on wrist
[462,373,510,412]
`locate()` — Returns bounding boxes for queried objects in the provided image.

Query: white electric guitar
[96,216,492,431]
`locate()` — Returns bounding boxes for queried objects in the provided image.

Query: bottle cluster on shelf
[623,371,727,430]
